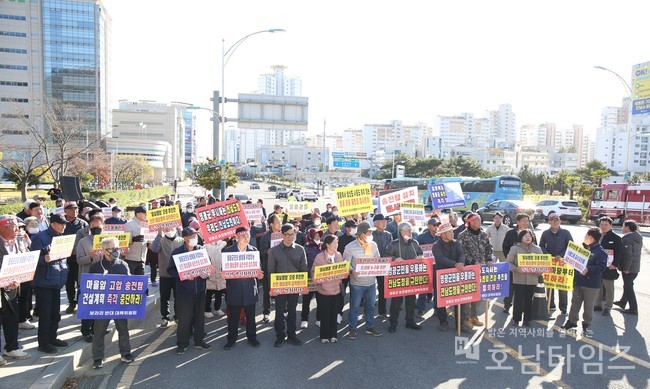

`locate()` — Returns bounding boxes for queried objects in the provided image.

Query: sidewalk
[1,283,160,389]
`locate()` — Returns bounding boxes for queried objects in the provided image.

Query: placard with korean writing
[420,244,434,260]
[49,235,76,261]
[604,249,614,266]
[543,257,574,292]
[355,257,391,277]
[0,250,40,288]
[103,224,125,234]
[196,199,248,244]
[480,262,509,299]
[313,262,349,284]
[516,253,553,273]
[270,272,309,296]
[93,233,131,251]
[101,207,113,220]
[270,232,283,248]
[287,202,310,218]
[377,187,418,216]
[335,184,373,216]
[436,264,481,307]
[562,241,589,274]
[429,182,466,210]
[242,203,264,223]
[146,206,182,231]
[400,202,426,224]
[139,222,157,243]
[78,274,148,319]
[221,251,261,279]
[172,248,212,281]
[384,258,433,298]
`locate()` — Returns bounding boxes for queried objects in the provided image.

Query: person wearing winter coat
[507,229,544,327]
[301,228,324,328]
[615,220,642,315]
[204,239,227,318]
[311,234,344,343]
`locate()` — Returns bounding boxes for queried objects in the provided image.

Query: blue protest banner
[78,273,148,319]
[480,262,509,299]
[428,182,466,210]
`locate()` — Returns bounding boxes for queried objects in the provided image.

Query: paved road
[65,188,649,388]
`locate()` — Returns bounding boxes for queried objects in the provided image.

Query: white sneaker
[0,356,6,366]
[329,337,338,343]
[204,312,214,319]
[3,349,30,360]
[160,319,169,328]
[337,314,342,324]
[300,321,308,329]
[215,310,225,317]
[18,321,35,330]
[263,315,270,323]
[315,321,321,327]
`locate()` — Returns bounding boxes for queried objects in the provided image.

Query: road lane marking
[117,327,174,389]
[309,360,344,380]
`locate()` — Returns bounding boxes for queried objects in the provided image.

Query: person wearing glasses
[267,224,308,348]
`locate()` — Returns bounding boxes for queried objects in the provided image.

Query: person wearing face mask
[181,202,197,228]
[89,237,133,369]
[63,202,88,314]
[386,222,424,333]
[562,228,608,332]
[301,228,324,329]
[167,228,211,354]
[104,206,127,225]
[321,203,333,221]
[150,225,184,328]
[75,214,106,342]
[372,214,393,318]
[124,207,148,276]
[336,219,357,324]
[18,216,41,328]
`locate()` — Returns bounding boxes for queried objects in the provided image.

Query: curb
[27,289,160,389]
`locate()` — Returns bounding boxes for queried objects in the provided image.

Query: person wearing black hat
[124,206,148,276]
[105,206,127,225]
[414,218,441,316]
[167,227,211,354]
[372,214,393,317]
[30,213,70,354]
[222,227,263,350]
[62,202,88,314]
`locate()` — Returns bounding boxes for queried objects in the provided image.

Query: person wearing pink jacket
[311,234,343,343]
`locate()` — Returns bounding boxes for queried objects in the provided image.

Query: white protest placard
[140,222,157,243]
[49,235,76,261]
[604,249,614,266]
[286,202,310,218]
[420,244,434,259]
[0,250,40,287]
[172,248,212,281]
[102,207,113,220]
[242,203,263,224]
[400,202,426,224]
[355,257,391,277]
[103,224,125,234]
[563,241,589,274]
[378,187,418,216]
[221,251,261,279]
[52,207,64,216]
[271,232,283,248]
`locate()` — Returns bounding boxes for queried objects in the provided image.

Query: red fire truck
[589,183,650,225]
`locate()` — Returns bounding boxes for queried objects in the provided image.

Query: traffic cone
[532,282,549,319]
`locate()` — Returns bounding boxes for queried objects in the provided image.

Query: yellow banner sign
[312,262,349,284]
[93,233,131,251]
[517,253,553,273]
[270,272,309,296]
[146,206,181,230]
[543,257,575,292]
[335,184,373,216]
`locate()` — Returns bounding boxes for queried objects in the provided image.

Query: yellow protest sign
[335,184,373,216]
[312,262,349,284]
[517,253,553,273]
[93,233,131,251]
[146,206,181,230]
[270,272,309,296]
[543,257,575,292]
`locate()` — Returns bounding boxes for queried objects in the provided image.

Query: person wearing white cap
[16,200,35,221]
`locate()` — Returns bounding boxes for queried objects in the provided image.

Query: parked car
[476,200,543,228]
[535,199,582,224]
[233,194,250,202]
[268,185,278,192]
[275,187,289,198]
[295,189,318,202]
[249,183,260,190]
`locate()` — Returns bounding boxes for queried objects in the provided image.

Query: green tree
[522,182,533,195]
[191,157,239,198]
[518,165,546,193]
[591,169,611,186]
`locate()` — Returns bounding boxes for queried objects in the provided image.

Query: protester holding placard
[222,227,263,350]
[75,214,106,342]
[301,228,324,329]
[539,213,574,315]
[89,236,134,369]
[30,213,70,354]
[507,230,544,327]
[344,221,383,339]
[372,214,393,317]
[167,228,211,354]
[312,234,344,343]
[18,216,39,329]
[501,213,537,314]
[595,217,622,316]
[204,239,227,319]
[151,226,185,328]
[431,223,468,333]
[124,207,148,276]
[562,228,608,332]
[386,222,424,333]
[267,224,308,347]
[258,214,283,324]
[0,215,31,362]
[458,213,493,329]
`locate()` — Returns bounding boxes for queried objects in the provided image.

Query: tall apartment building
[0,0,111,148]
[361,120,432,164]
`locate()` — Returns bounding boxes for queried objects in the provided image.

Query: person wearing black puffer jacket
[595,217,622,316]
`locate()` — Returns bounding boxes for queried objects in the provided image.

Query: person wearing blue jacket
[167,227,211,354]
[30,214,70,354]
[561,227,608,332]
[222,227,264,350]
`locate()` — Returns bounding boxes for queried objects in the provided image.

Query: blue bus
[425,175,523,212]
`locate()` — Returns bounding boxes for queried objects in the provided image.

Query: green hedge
[0,186,170,215]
